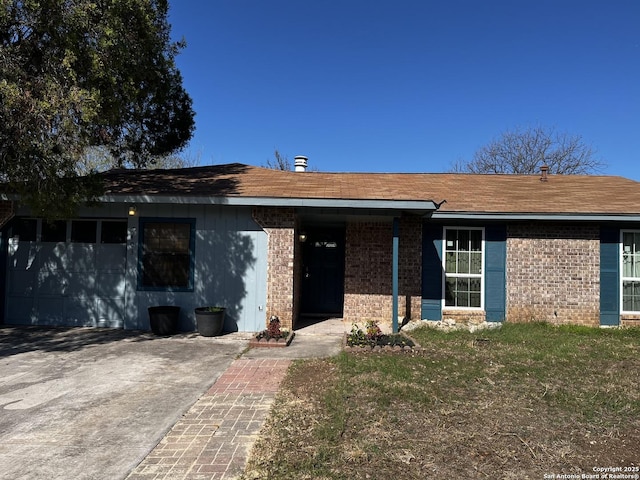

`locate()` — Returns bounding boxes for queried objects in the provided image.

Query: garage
[5,218,128,328]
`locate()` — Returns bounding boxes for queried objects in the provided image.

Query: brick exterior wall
[443,309,486,324]
[343,216,422,325]
[621,316,640,328]
[506,223,600,326]
[251,210,613,330]
[0,201,14,228]
[252,207,297,330]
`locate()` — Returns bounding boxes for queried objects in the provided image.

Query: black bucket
[194,307,226,337]
[148,306,180,336]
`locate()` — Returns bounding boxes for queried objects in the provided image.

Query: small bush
[346,320,414,348]
[256,315,289,340]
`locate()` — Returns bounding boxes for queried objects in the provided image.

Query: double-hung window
[444,227,484,308]
[621,231,640,312]
[139,219,195,291]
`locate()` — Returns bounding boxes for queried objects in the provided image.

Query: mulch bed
[249,331,295,348]
[343,331,423,352]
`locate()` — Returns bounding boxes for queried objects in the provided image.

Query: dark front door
[301,227,345,315]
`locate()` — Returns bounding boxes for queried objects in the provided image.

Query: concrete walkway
[126,319,348,480]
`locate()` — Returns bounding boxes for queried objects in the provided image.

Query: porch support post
[392,216,399,333]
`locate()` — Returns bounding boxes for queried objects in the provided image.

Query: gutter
[431,212,640,222]
[98,194,440,213]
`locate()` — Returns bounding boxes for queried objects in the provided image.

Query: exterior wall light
[128,205,137,216]
[298,232,307,243]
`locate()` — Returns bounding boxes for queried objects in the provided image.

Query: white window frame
[620,229,640,314]
[442,226,485,311]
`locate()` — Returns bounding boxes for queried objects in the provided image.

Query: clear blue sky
[168,1,639,179]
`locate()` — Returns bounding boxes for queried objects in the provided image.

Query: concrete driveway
[0,326,250,480]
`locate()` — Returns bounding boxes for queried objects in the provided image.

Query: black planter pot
[148,306,180,336]
[195,307,226,337]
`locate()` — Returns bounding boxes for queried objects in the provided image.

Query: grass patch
[242,323,640,479]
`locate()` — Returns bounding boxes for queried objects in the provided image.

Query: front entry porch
[254,203,436,334]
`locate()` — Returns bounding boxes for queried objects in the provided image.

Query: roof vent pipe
[294,155,308,172]
[540,164,549,182]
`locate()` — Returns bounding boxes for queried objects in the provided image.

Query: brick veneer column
[344,221,392,323]
[252,207,296,330]
[506,223,600,326]
[343,216,422,325]
[0,201,14,228]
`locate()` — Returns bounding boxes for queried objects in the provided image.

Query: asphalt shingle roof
[101,163,640,215]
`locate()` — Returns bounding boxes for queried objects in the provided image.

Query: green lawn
[242,323,640,480]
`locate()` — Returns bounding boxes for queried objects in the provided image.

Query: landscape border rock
[400,319,503,333]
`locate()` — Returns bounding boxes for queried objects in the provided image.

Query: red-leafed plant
[256,315,289,340]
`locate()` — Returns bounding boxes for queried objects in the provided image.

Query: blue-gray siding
[4,204,268,332]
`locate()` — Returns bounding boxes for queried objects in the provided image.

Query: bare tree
[264,149,292,170]
[76,147,199,174]
[263,150,319,171]
[451,126,606,174]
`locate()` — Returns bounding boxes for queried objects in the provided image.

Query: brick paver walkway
[127,358,291,480]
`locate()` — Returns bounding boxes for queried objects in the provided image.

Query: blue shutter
[422,224,443,320]
[600,227,620,326]
[484,225,506,322]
